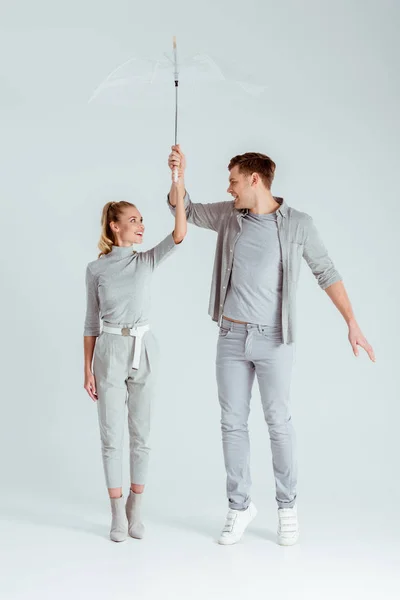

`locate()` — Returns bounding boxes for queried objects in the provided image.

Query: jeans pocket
[258,326,283,344]
[219,327,231,338]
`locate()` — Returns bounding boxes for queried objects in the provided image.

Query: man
[167,146,375,546]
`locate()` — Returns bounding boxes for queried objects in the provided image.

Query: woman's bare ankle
[130,483,144,494]
[108,487,123,499]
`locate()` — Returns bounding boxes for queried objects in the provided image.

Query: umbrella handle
[173,167,179,183]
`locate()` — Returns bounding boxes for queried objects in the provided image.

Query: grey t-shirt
[84,233,176,336]
[223,212,283,326]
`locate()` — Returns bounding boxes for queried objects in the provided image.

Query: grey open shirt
[167,192,342,344]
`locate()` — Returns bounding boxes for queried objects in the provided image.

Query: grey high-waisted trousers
[93,325,158,489]
[216,318,296,510]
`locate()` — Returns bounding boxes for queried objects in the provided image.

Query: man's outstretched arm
[324,280,375,362]
[303,216,375,362]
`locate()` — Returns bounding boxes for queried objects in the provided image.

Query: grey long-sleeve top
[84,233,177,337]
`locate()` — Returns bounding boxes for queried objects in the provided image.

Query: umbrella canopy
[88,40,268,179]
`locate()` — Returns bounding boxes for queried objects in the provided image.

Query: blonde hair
[98,201,137,257]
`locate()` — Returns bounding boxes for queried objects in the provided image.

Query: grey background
[0,2,399,596]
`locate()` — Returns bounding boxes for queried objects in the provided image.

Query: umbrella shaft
[174,83,178,145]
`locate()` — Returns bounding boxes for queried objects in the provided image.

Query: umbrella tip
[173,36,177,49]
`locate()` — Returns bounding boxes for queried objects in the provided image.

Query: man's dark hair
[228,152,276,189]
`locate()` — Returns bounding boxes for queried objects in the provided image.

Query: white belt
[102,324,150,370]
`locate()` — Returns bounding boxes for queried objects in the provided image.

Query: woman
[83,164,186,542]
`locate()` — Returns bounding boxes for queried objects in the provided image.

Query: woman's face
[111,206,145,246]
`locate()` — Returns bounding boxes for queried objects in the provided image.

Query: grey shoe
[109,496,128,542]
[125,490,145,539]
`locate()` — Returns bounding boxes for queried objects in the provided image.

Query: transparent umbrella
[88,38,267,180]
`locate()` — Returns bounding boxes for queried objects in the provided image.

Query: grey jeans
[93,326,158,489]
[216,318,297,510]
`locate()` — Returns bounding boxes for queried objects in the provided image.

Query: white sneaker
[218,502,257,545]
[277,505,299,546]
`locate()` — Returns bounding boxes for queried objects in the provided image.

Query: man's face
[227,166,254,210]
[111,206,145,245]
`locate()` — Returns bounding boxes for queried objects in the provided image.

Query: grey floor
[1,492,399,600]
